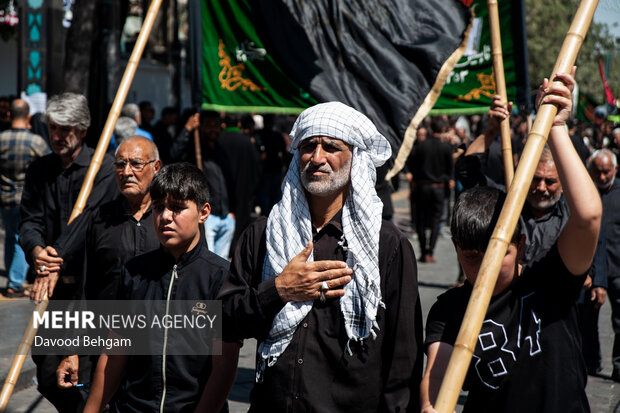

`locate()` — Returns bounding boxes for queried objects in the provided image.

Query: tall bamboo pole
[194,128,203,170]
[433,1,598,412]
[487,0,514,189]
[0,1,163,410]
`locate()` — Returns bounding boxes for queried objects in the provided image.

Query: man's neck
[127,194,151,221]
[167,233,201,262]
[530,205,553,220]
[307,188,348,230]
[11,119,29,129]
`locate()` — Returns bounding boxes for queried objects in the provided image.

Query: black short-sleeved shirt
[113,239,229,413]
[219,216,423,412]
[425,244,589,413]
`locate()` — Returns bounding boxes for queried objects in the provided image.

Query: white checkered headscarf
[257,102,392,381]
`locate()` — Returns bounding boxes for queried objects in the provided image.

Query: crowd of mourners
[0,67,618,413]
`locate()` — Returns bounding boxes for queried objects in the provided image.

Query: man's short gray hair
[121,103,140,120]
[45,93,91,131]
[114,117,138,146]
[588,148,618,169]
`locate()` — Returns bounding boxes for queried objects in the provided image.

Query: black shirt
[19,144,118,296]
[601,180,620,280]
[219,216,423,412]
[425,244,589,413]
[170,129,231,216]
[410,137,453,184]
[53,196,160,299]
[113,239,230,413]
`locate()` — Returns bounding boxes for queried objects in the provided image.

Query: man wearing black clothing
[588,149,620,382]
[19,92,117,413]
[217,113,261,250]
[171,111,236,258]
[219,102,423,412]
[410,117,454,263]
[47,137,161,391]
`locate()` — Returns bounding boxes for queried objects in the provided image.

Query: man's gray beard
[527,190,562,211]
[595,174,615,191]
[300,159,351,196]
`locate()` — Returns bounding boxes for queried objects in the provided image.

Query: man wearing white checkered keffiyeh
[256,101,392,380]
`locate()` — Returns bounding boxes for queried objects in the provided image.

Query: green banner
[431,0,516,115]
[200,0,316,113]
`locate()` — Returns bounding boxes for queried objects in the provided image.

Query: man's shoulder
[26,151,57,174]
[379,219,406,244]
[125,249,162,271]
[198,247,231,273]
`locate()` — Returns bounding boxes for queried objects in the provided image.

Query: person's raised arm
[465,96,512,156]
[542,68,602,275]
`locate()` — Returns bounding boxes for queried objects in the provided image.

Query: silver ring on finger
[321,281,328,291]
[39,265,46,272]
[319,289,326,303]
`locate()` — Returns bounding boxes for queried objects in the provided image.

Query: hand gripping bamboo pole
[433,1,598,412]
[0,1,163,410]
[487,0,514,189]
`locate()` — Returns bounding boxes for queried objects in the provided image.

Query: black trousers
[610,275,620,376]
[32,354,95,413]
[577,293,602,373]
[414,184,445,257]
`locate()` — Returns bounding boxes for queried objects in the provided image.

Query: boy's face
[455,241,522,296]
[152,195,210,259]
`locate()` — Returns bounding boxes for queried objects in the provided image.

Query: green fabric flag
[200,0,316,114]
[431,0,517,115]
[575,91,598,122]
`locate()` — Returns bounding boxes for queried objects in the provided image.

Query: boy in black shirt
[421,70,602,412]
[84,163,240,413]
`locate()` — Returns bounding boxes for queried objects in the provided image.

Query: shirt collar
[160,236,206,268]
[72,143,91,167]
[312,209,343,237]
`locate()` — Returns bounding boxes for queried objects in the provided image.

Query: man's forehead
[593,155,613,168]
[535,159,558,177]
[302,136,349,146]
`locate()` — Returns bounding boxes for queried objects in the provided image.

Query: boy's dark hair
[150,162,210,206]
[451,186,521,251]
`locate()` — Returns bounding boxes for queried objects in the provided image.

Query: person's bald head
[116,136,160,161]
[114,136,161,201]
[10,99,30,121]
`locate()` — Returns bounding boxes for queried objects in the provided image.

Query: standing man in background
[0,98,49,297]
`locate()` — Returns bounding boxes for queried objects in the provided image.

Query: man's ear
[153,159,162,173]
[198,202,211,224]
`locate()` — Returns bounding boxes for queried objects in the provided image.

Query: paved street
[0,183,618,412]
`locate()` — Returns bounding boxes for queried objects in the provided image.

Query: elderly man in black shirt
[219,102,423,412]
[588,149,620,382]
[47,136,162,397]
[19,92,118,413]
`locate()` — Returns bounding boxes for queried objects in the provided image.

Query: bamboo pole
[487,0,514,189]
[433,1,598,412]
[194,128,203,170]
[0,1,163,410]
